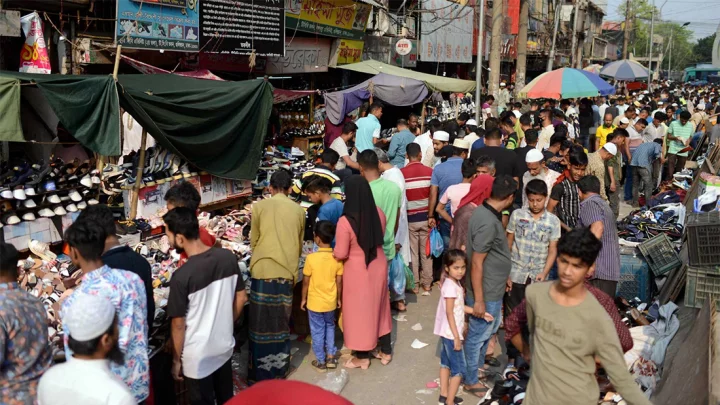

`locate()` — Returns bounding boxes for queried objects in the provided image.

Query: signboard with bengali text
[285,0,371,40]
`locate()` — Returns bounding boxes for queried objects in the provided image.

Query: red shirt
[226,380,353,405]
[178,227,216,266]
[400,161,433,222]
[504,282,633,353]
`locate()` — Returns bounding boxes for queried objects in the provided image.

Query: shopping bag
[388,253,406,297]
[429,227,444,258]
[404,262,416,292]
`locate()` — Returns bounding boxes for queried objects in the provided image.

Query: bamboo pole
[129,129,147,220]
[97,45,123,174]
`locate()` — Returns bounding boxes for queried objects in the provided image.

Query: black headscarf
[342,175,384,266]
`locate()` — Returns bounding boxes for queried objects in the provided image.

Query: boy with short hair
[303,176,344,225]
[517,228,651,405]
[436,159,478,224]
[301,221,344,372]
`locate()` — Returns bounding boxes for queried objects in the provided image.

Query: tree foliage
[692,33,716,64]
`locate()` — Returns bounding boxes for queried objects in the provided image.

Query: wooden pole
[420,100,427,133]
[129,129,147,220]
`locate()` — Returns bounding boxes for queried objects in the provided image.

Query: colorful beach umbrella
[599,59,649,81]
[584,64,603,74]
[518,68,616,99]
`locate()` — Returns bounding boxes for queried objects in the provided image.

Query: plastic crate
[685,211,720,267]
[684,266,720,309]
[617,254,651,302]
[637,234,681,276]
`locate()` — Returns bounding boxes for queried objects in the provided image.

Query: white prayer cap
[620,117,630,124]
[433,131,450,142]
[525,149,544,163]
[500,82,507,87]
[452,139,470,149]
[603,142,618,156]
[698,104,706,110]
[466,119,478,126]
[658,101,664,105]
[64,294,116,341]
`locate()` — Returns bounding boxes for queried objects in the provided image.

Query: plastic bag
[429,227,444,258]
[317,369,349,394]
[388,253,406,296]
[404,262,416,292]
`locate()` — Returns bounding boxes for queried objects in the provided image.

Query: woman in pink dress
[334,175,393,369]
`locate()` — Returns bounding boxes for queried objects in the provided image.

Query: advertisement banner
[116,0,200,51]
[285,0,371,40]
[330,39,364,65]
[420,0,473,63]
[19,13,51,74]
[116,0,284,56]
[267,38,331,74]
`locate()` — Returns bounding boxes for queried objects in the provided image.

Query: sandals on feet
[311,360,327,372]
[343,357,370,369]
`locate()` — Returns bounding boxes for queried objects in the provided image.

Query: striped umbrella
[584,64,603,74]
[518,68,616,99]
[599,59,649,81]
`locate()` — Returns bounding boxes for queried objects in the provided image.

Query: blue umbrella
[600,59,649,81]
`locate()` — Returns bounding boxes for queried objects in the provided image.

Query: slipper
[391,302,407,312]
[485,356,501,367]
[29,240,57,262]
[463,386,488,398]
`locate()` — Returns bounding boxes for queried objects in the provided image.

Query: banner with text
[330,38,364,65]
[115,0,284,56]
[420,0,473,63]
[285,0,371,40]
[19,13,51,74]
[267,37,331,74]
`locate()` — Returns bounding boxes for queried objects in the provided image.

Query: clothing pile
[617,204,684,244]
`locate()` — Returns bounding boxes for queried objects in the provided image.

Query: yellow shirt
[250,193,306,281]
[595,125,615,149]
[302,248,344,312]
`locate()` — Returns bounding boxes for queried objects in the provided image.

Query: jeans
[439,219,451,251]
[632,166,653,206]
[624,164,633,202]
[308,310,337,363]
[463,297,503,385]
[408,221,433,289]
[440,337,467,378]
[186,359,233,405]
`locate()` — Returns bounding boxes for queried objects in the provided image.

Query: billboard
[420,0,473,63]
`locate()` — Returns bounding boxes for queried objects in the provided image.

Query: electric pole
[516,0,529,93]
[547,0,561,71]
[474,0,486,123]
[488,0,503,115]
[623,0,631,59]
[570,0,580,68]
[647,2,656,89]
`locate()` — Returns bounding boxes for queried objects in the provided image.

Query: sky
[605,0,720,41]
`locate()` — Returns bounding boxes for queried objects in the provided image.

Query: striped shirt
[578,194,620,282]
[550,178,580,229]
[291,165,344,209]
[401,161,433,222]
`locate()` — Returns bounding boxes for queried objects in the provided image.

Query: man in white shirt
[38,294,135,405]
[330,121,360,173]
[414,120,442,167]
[512,103,522,119]
[537,109,555,150]
[644,112,667,142]
[627,118,648,149]
[463,119,481,146]
[598,97,609,125]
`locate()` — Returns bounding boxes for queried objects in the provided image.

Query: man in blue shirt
[387,119,416,168]
[429,139,468,247]
[355,103,384,153]
[630,139,663,207]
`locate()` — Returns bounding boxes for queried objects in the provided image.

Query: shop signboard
[266,37,331,74]
[420,0,473,63]
[183,53,267,73]
[285,0,371,40]
[363,36,417,67]
[0,10,21,37]
[19,13,51,74]
[116,0,284,56]
[330,38,364,65]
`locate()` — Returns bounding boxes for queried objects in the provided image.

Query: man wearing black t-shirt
[470,128,520,183]
[165,207,247,405]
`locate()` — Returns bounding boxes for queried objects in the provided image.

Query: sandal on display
[29,240,57,262]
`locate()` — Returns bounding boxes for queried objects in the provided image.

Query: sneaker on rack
[672,179,690,190]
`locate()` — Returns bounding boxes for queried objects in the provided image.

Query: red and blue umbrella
[518,68,616,99]
[599,59,649,81]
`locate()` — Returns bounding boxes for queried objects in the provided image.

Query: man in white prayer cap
[38,294,135,405]
[521,149,561,209]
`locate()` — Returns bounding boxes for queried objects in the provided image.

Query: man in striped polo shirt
[400,143,434,294]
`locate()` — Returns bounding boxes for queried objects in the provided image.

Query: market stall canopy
[336,59,476,93]
[0,71,272,180]
[518,68,615,99]
[325,73,428,125]
[600,59,649,81]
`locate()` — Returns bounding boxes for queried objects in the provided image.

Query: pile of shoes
[0,159,101,226]
[252,147,312,196]
[617,205,683,243]
[671,169,693,190]
[102,147,201,195]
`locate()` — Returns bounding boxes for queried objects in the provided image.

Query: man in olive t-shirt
[463,175,516,397]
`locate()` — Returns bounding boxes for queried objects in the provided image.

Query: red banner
[508,0,520,35]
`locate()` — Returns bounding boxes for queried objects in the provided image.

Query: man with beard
[60,220,149,403]
[521,149,561,209]
[165,207,247,404]
[38,294,135,405]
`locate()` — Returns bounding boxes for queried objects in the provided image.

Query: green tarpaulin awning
[335,59,477,93]
[0,72,273,180]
